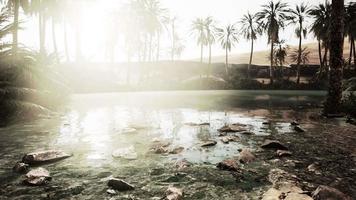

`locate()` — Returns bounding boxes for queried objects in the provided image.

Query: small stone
[217,159,239,171]
[276,150,292,157]
[108,178,135,191]
[25,168,51,186]
[169,147,184,154]
[307,163,322,175]
[165,186,183,200]
[312,185,351,200]
[293,126,305,133]
[238,149,256,164]
[201,140,217,147]
[220,136,239,144]
[240,131,254,135]
[262,122,271,125]
[106,189,117,195]
[261,140,288,150]
[13,162,29,173]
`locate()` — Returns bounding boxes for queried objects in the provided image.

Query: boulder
[238,149,256,164]
[276,150,292,157]
[24,167,51,186]
[108,178,135,191]
[13,162,29,173]
[201,140,217,147]
[218,124,247,133]
[261,140,288,150]
[165,186,183,200]
[22,150,71,165]
[312,185,351,200]
[216,159,239,171]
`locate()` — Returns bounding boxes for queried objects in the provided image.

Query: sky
[18,0,349,62]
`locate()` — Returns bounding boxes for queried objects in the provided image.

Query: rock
[238,149,256,164]
[240,131,254,135]
[307,163,322,175]
[151,141,171,154]
[262,187,313,200]
[293,126,305,133]
[291,121,300,126]
[261,140,288,150]
[112,146,138,160]
[106,189,117,195]
[276,150,292,157]
[201,140,217,147]
[184,122,210,126]
[121,127,137,133]
[312,185,351,200]
[218,124,247,132]
[262,122,271,125]
[107,178,135,191]
[268,169,298,186]
[165,186,183,200]
[169,147,184,154]
[22,150,71,165]
[24,167,51,186]
[13,162,29,173]
[175,159,191,170]
[220,136,239,144]
[216,159,239,171]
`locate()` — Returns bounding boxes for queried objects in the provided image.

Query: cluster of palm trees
[191,0,356,84]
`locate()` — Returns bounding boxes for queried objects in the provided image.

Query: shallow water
[0,90,326,199]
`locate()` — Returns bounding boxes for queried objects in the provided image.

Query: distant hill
[209,42,352,65]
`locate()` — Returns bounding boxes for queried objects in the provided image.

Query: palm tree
[2,0,29,57]
[288,3,309,84]
[290,47,310,82]
[309,2,331,78]
[239,12,261,78]
[216,24,239,78]
[345,2,356,66]
[205,16,215,65]
[191,18,207,63]
[324,0,345,115]
[257,0,289,84]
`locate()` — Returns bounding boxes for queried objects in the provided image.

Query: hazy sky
[19,0,351,62]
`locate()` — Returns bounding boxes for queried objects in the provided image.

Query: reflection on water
[0,90,325,175]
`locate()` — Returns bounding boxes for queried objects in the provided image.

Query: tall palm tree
[309,2,331,78]
[239,12,261,78]
[290,47,310,81]
[204,16,215,77]
[191,18,207,63]
[257,0,289,84]
[289,3,309,84]
[325,0,345,115]
[216,24,239,78]
[345,2,356,66]
[2,0,29,57]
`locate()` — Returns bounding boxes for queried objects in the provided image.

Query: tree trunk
[296,22,303,84]
[325,0,345,115]
[225,47,229,78]
[156,31,160,61]
[63,21,70,62]
[349,36,353,66]
[200,42,204,63]
[39,13,46,56]
[318,39,324,78]
[12,0,19,58]
[148,34,153,62]
[171,21,175,62]
[248,39,254,79]
[353,38,356,67]
[208,42,211,77]
[52,18,59,63]
[270,41,274,84]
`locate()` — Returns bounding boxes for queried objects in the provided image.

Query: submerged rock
[201,140,217,147]
[216,159,239,171]
[220,136,239,144]
[312,185,351,200]
[13,162,29,173]
[24,167,51,186]
[276,150,292,157]
[108,178,135,191]
[238,149,256,164]
[112,146,138,160]
[22,150,71,165]
[165,186,183,200]
[151,141,171,154]
[218,124,247,133]
[261,140,288,150]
